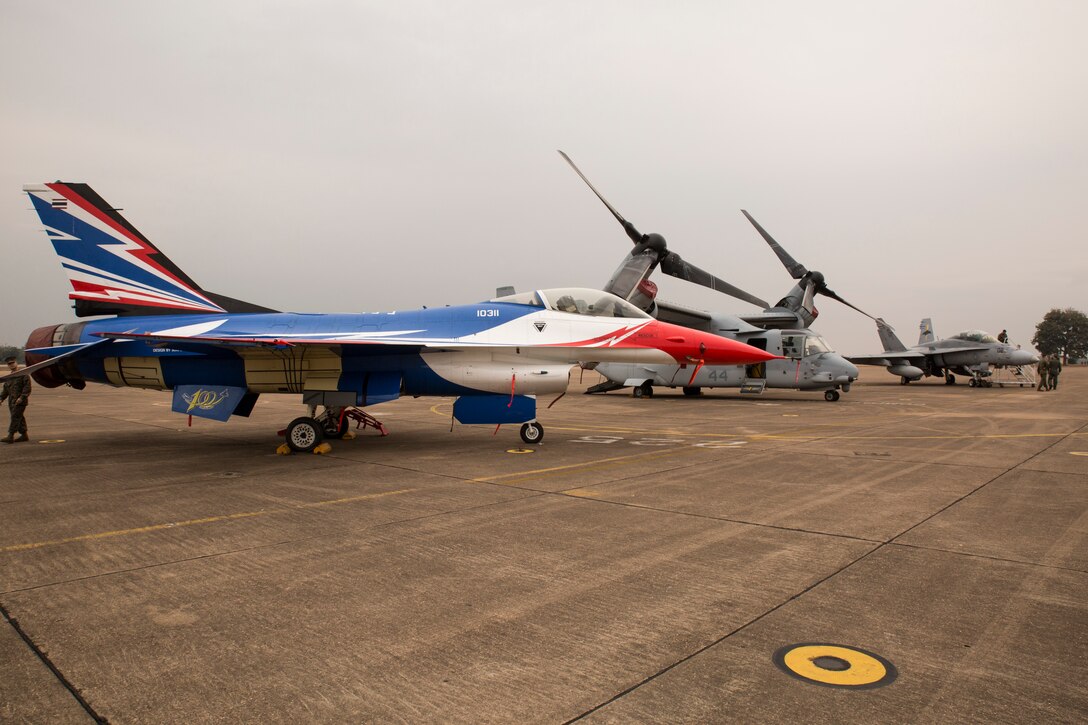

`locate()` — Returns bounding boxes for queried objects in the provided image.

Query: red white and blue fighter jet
[9,182,777,451]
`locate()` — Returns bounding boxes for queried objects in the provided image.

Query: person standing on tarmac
[1,356,30,443]
[1048,354,1062,391]
[1036,355,1050,391]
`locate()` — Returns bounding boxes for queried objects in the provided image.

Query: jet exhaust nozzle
[25,323,88,389]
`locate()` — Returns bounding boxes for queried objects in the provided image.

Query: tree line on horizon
[1032,308,1088,363]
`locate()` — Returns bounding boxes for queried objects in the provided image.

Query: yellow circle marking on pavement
[507,448,535,454]
[775,644,896,688]
[38,439,66,444]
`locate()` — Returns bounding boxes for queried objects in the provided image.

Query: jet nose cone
[651,321,780,365]
[701,336,778,365]
[1011,350,1038,365]
[844,360,860,379]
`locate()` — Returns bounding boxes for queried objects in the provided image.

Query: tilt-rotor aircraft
[557,152,862,401]
[6,182,776,452]
[848,317,1037,386]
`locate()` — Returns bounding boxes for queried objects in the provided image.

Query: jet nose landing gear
[520,422,544,444]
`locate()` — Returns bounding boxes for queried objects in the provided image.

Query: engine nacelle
[24,323,88,389]
[888,364,923,380]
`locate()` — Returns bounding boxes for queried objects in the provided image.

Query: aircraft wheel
[900,377,910,385]
[969,378,977,388]
[320,411,349,439]
[286,417,324,452]
[945,374,956,385]
[520,422,544,444]
[682,386,702,396]
[824,390,840,402]
[633,382,654,398]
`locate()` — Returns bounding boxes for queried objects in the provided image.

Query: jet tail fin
[918,318,936,345]
[24,183,276,317]
[876,318,907,352]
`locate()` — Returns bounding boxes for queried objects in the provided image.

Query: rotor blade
[741,210,807,279]
[660,252,769,308]
[558,150,642,244]
[820,286,877,320]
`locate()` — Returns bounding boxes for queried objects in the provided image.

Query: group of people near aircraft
[1036,355,1062,391]
[0,160,1054,451]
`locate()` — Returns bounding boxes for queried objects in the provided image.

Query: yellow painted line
[1070,452,1088,456]
[756,431,1088,442]
[473,446,710,485]
[1,488,416,553]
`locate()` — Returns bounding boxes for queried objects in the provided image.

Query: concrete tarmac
[2,368,1086,723]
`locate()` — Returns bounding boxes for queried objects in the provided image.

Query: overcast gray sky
[2,1,1085,355]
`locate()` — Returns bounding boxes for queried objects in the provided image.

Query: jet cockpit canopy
[492,288,652,320]
[950,330,998,344]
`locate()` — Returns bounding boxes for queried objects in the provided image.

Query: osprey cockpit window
[804,335,833,355]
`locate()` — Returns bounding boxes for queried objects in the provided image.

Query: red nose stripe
[650,320,779,365]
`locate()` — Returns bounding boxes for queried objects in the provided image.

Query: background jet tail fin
[24,183,276,317]
[918,317,936,345]
[876,318,908,352]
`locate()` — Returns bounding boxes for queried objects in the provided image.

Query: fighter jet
[847,317,1038,386]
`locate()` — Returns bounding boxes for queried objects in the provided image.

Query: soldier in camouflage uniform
[1,356,30,443]
[1036,355,1050,391]
[1048,354,1062,391]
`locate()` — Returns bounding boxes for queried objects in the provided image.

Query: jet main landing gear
[279,406,389,453]
[285,416,324,453]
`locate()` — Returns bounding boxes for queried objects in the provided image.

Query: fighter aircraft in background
[847,317,1037,386]
[557,152,863,401]
[5,181,776,451]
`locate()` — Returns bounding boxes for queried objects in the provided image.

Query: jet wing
[915,344,994,355]
[846,350,926,367]
[93,331,431,353]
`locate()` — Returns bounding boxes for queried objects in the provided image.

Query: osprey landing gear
[824,389,841,402]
